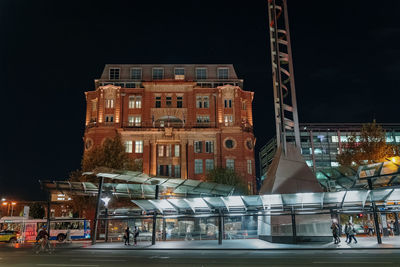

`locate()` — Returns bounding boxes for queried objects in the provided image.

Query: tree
[29,202,45,219]
[337,121,400,166]
[82,133,142,172]
[205,167,248,194]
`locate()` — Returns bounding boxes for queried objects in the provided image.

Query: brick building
[83,64,256,193]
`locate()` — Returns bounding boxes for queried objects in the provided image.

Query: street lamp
[101,196,111,242]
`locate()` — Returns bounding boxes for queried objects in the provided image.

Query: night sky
[1,1,399,200]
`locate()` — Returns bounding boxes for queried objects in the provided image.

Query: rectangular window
[242,101,246,110]
[125,141,132,153]
[166,96,172,107]
[396,136,400,143]
[331,136,339,143]
[174,165,181,178]
[174,68,185,80]
[194,141,203,153]
[195,159,203,174]
[155,96,161,108]
[152,68,164,80]
[217,68,229,79]
[224,99,232,108]
[224,115,233,126]
[174,144,180,157]
[109,68,120,80]
[196,68,207,80]
[134,116,141,126]
[205,141,214,153]
[135,140,143,153]
[177,96,183,108]
[135,96,142,108]
[247,160,252,174]
[166,145,172,157]
[197,115,210,123]
[203,96,209,108]
[226,159,235,170]
[158,145,164,157]
[205,159,214,171]
[105,99,114,108]
[129,96,135,109]
[128,116,134,126]
[196,96,202,108]
[131,68,142,80]
[105,115,114,123]
[126,83,136,88]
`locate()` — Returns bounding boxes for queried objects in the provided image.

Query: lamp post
[10,202,16,216]
[101,197,110,242]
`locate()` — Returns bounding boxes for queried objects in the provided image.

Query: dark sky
[1,0,399,200]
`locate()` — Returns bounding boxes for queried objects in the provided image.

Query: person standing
[133,226,139,247]
[348,223,358,244]
[124,227,131,245]
[331,222,340,244]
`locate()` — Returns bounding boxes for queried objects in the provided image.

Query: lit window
[197,116,210,124]
[109,68,120,80]
[177,96,183,108]
[340,136,348,142]
[128,116,134,126]
[331,136,339,142]
[152,68,164,80]
[194,141,203,153]
[314,148,322,154]
[174,68,185,80]
[306,160,313,167]
[196,68,207,80]
[386,136,394,143]
[226,159,235,170]
[195,159,203,174]
[135,140,143,153]
[331,162,339,167]
[396,136,400,143]
[224,115,233,126]
[174,144,180,157]
[158,145,164,157]
[105,99,114,108]
[131,68,142,80]
[166,145,172,157]
[155,96,161,108]
[247,160,252,174]
[135,96,142,108]
[125,141,133,153]
[135,116,141,126]
[205,141,214,153]
[217,68,229,79]
[205,159,214,171]
[129,96,135,109]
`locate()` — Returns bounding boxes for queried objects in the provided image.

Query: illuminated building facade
[83,64,256,193]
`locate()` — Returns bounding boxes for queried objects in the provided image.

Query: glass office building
[259,123,400,190]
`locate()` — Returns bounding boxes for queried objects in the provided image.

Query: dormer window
[196,68,207,80]
[109,68,120,80]
[217,67,229,79]
[152,68,164,80]
[131,68,142,80]
[174,68,185,80]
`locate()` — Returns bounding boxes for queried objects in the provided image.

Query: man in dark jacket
[124,227,131,245]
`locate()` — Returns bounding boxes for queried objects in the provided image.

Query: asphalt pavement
[1,246,400,266]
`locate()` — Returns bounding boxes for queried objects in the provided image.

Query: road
[0,247,400,266]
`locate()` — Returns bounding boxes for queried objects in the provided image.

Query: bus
[0,217,90,242]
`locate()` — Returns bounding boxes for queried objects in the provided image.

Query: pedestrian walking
[344,223,350,243]
[347,223,358,244]
[124,226,131,245]
[133,226,139,246]
[331,222,340,244]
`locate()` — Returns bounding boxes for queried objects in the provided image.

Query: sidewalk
[86,236,400,250]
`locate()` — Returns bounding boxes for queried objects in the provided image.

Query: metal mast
[267,0,300,154]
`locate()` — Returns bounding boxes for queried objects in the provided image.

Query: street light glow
[101,197,110,207]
